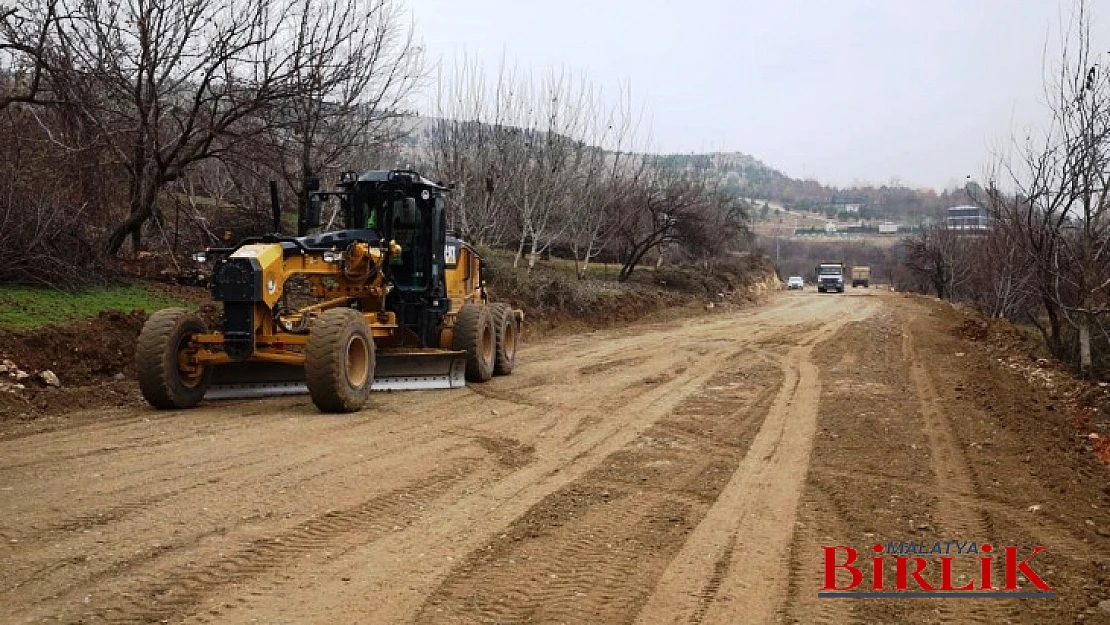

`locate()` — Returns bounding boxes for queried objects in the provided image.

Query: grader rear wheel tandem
[490,302,519,376]
[453,303,495,383]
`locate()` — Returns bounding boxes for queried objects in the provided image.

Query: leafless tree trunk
[988,0,1110,374]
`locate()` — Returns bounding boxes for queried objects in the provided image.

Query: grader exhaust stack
[135,170,522,413]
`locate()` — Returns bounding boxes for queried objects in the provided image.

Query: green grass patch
[0,285,189,330]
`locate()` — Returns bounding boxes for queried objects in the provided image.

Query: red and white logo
[819,542,1055,598]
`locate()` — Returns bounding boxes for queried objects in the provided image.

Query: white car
[786,276,805,290]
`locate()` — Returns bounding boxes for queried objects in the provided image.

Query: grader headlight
[323,250,343,263]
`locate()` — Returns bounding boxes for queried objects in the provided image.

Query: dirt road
[2,291,1107,624]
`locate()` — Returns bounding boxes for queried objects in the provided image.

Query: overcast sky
[412,1,1106,190]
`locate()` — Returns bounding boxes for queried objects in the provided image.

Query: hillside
[394,116,956,226]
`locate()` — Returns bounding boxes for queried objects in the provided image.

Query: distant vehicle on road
[851,265,871,288]
[786,276,805,290]
[816,262,845,293]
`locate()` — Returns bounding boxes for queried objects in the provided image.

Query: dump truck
[135,170,522,413]
[816,262,845,293]
[851,265,871,288]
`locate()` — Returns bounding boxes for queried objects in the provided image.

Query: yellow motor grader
[136,170,522,413]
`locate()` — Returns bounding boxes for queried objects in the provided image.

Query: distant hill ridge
[397,114,953,222]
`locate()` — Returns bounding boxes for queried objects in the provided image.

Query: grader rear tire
[453,303,494,382]
[136,308,212,409]
[490,303,519,376]
[305,308,375,413]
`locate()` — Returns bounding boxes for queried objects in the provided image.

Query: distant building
[825,222,837,233]
[945,205,991,232]
[829,195,864,215]
[878,223,899,234]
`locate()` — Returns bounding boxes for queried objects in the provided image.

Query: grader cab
[136,170,522,413]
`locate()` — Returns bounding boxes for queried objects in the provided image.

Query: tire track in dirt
[160,310,794,621]
[814,467,1094,555]
[2,430,477,620]
[56,460,477,625]
[411,352,784,625]
[901,327,1020,623]
[1,295,862,624]
[222,297,868,625]
[779,308,922,624]
[780,306,1022,624]
[781,478,861,625]
[193,352,784,624]
[633,300,877,625]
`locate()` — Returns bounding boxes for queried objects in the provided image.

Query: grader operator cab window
[338,180,447,296]
[391,196,429,291]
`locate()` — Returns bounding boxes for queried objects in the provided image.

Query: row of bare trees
[900,1,1110,377]
[1,0,419,283]
[2,0,751,287]
[424,60,751,281]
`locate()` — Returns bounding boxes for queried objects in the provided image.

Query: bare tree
[564,85,645,279]
[614,168,706,282]
[989,0,1110,374]
[427,56,517,246]
[0,0,58,108]
[266,0,421,235]
[0,0,422,254]
[901,224,976,300]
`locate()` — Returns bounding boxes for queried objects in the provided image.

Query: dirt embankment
[484,254,781,339]
[950,312,1110,466]
[0,310,151,420]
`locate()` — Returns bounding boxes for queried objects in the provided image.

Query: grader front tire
[136,308,212,409]
[490,303,519,376]
[453,303,495,382]
[305,308,375,413]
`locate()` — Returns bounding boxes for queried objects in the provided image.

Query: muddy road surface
[2,291,1107,624]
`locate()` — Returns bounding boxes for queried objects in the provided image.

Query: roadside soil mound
[946,303,1110,466]
[1,309,147,384]
[0,310,150,421]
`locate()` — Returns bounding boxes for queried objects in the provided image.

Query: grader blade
[203,350,467,401]
[205,362,308,400]
[373,349,468,391]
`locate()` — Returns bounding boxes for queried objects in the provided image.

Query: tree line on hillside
[659,153,971,224]
[421,61,751,281]
[0,0,754,288]
[898,1,1110,378]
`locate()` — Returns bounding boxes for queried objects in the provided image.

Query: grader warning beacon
[136,170,522,413]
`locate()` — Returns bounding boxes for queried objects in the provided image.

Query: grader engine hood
[210,243,285,360]
[211,244,286,305]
